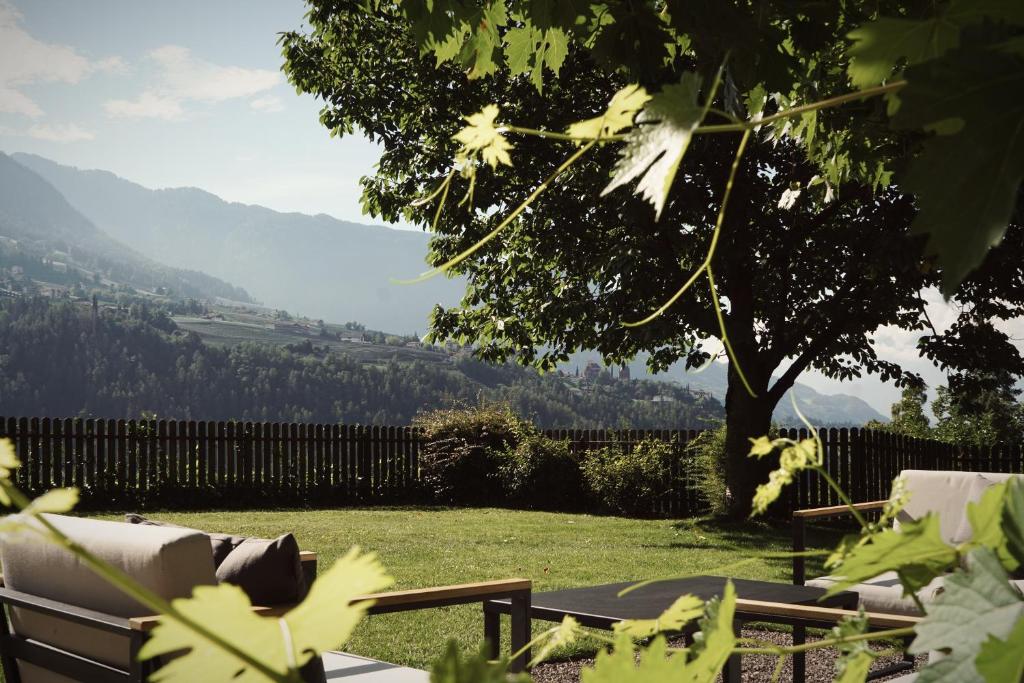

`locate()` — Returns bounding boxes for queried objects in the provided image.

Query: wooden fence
[0,417,1021,513]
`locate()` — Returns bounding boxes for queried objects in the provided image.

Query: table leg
[509,591,531,672]
[484,606,500,660]
[793,624,807,683]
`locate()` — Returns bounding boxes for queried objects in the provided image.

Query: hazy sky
[0,0,384,221]
[0,0,1019,415]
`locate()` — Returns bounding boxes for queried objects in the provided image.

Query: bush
[684,424,729,516]
[414,403,526,505]
[581,438,682,517]
[499,432,584,510]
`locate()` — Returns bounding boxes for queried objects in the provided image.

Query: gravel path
[530,627,924,683]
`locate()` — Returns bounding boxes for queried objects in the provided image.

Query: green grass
[94,507,842,670]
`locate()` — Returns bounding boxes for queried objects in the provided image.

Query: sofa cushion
[895,471,1017,545]
[125,512,246,566]
[807,571,945,616]
[0,514,216,683]
[216,533,307,605]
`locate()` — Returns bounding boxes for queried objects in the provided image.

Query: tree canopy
[280,0,1024,514]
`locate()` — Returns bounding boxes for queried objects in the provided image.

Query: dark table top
[486,576,856,626]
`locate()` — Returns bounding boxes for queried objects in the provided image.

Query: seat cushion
[807,571,945,616]
[1,514,217,683]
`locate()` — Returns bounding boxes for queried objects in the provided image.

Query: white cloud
[0,1,124,118]
[105,91,184,121]
[250,95,284,113]
[104,45,281,120]
[27,123,95,142]
[150,45,279,101]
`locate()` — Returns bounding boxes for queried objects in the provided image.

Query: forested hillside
[0,298,722,427]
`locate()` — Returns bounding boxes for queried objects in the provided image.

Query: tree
[932,372,1024,447]
[280,2,1024,515]
[868,384,931,438]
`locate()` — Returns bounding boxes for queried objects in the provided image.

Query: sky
[0,0,384,221]
[0,0,1019,416]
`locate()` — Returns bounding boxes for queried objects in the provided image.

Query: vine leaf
[686,581,738,682]
[832,611,876,683]
[454,105,513,168]
[824,514,957,597]
[581,635,687,683]
[846,17,959,88]
[1003,477,1024,567]
[504,21,568,91]
[602,72,704,219]
[910,548,1024,683]
[976,615,1024,683]
[140,548,392,682]
[891,45,1024,294]
[24,488,79,514]
[431,641,529,683]
[613,594,704,638]
[567,84,650,141]
[531,615,581,666]
[965,481,1019,571]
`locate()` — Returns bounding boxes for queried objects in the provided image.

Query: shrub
[413,403,525,505]
[684,423,729,516]
[499,432,584,510]
[581,438,682,517]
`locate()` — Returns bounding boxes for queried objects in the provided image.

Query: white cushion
[1,514,217,683]
[807,571,945,616]
[895,471,1018,545]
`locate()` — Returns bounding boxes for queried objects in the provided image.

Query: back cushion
[895,470,1020,545]
[0,514,216,683]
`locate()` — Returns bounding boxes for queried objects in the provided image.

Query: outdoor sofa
[792,469,1024,613]
[0,514,531,682]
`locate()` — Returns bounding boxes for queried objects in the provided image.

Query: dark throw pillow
[124,513,245,567]
[215,533,307,606]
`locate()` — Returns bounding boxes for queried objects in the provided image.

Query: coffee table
[484,576,858,683]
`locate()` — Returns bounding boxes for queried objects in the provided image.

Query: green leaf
[430,640,528,683]
[0,438,19,470]
[614,594,704,638]
[453,105,513,168]
[911,548,1024,683]
[140,547,392,682]
[976,615,1024,683]
[282,547,394,657]
[846,17,960,88]
[458,1,508,79]
[531,615,581,666]
[685,580,737,682]
[965,481,1019,571]
[747,436,775,458]
[25,488,79,514]
[602,73,704,219]
[582,634,688,683]
[1002,477,1024,568]
[825,514,957,597]
[832,611,877,683]
[891,45,1024,294]
[836,651,874,683]
[567,84,650,141]
[503,21,568,91]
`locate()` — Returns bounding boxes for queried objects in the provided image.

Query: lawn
[95,507,842,670]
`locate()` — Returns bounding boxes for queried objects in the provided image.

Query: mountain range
[1,151,887,425]
[13,152,464,335]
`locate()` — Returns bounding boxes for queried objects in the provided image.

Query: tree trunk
[723,365,778,518]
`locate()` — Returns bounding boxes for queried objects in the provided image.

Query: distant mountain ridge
[11,152,888,426]
[13,153,464,334]
[566,354,888,426]
[0,153,252,302]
